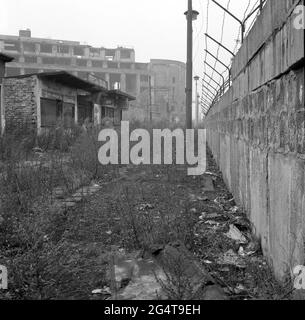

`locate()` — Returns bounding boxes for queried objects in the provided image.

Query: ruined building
[0,30,186,123]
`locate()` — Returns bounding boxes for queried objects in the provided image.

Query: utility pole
[149,75,152,123]
[194,75,199,127]
[185,1,199,129]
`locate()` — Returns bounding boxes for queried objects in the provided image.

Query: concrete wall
[205,0,304,279]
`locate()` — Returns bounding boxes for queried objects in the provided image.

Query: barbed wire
[199,0,263,116]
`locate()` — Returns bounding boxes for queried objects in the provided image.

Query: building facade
[149,59,186,123]
[1,71,134,133]
[0,30,186,123]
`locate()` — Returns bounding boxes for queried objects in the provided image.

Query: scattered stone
[231,206,239,213]
[225,224,248,244]
[138,203,154,211]
[204,171,219,177]
[92,286,111,297]
[153,241,216,298]
[228,198,236,206]
[201,175,215,192]
[234,284,247,294]
[238,246,256,257]
[207,213,222,219]
[217,250,246,269]
[197,196,209,202]
[150,244,164,256]
[33,147,44,154]
[205,220,220,228]
[110,252,166,300]
[199,213,207,220]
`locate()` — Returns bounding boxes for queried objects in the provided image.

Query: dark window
[41,98,57,127]
[105,49,115,60]
[63,102,75,128]
[41,99,75,128]
[23,42,36,52]
[76,59,88,67]
[173,77,176,84]
[105,107,114,118]
[58,45,70,54]
[101,107,106,118]
[56,101,63,119]
[126,74,137,93]
[40,43,53,53]
[90,47,100,57]
[74,46,84,56]
[120,63,132,69]
[56,57,72,66]
[108,62,118,69]
[42,57,56,65]
[135,63,148,70]
[92,60,104,68]
[120,49,132,59]
[4,41,20,52]
[78,103,93,124]
[101,107,114,119]
[24,56,37,63]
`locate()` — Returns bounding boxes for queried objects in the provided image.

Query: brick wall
[205,0,304,280]
[3,76,38,130]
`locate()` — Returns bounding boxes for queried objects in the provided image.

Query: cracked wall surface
[204,0,304,279]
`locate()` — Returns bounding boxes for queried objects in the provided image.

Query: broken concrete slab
[201,175,215,192]
[225,224,248,244]
[107,250,166,300]
[108,242,228,300]
[151,241,221,299]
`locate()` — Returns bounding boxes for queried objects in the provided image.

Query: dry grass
[0,122,293,300]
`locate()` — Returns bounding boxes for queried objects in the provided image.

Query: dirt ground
[0,149,292,300]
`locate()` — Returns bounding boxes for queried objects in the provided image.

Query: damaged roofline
[4,70,107,93]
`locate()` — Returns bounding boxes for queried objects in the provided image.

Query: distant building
[1,71,134,133]
[0,30,186,123]
[0,53,14,80]
[149,59,186,123]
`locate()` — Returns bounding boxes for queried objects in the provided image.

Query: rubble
[216,250,247,269]
[225,224,248,244]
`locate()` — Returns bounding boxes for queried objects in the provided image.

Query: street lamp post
[194,75,200,127]
[184,0,199,129]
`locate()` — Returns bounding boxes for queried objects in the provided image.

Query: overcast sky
[1,0,260,97]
